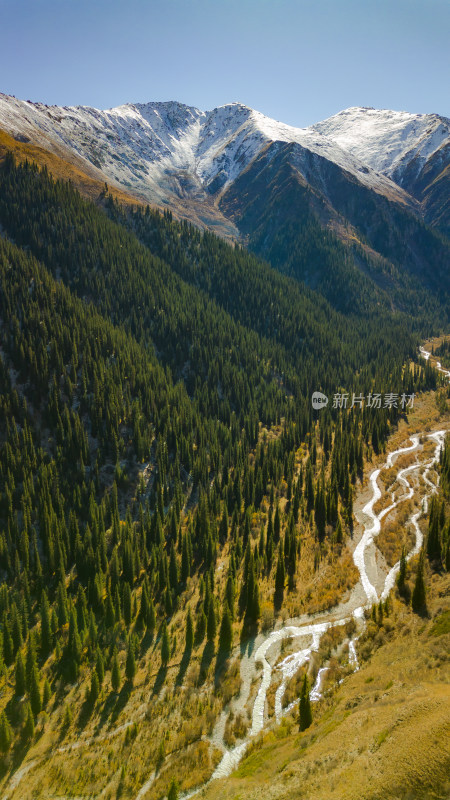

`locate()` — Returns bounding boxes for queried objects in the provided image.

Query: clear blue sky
[1,0,448,127]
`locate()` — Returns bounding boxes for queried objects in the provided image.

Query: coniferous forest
[0,153,448,797]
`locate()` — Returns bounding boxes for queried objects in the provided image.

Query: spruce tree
[147,598,156,635]
[29,666,42,717]
[96,648,105,687]
[111,649,121,692]
[299,674,312,731]
[123,583,132,626]
[275,541,285,594]
[24,701,34,740]
[412,550,427,613]
[90,671,100,705]
[161,622,170,666]
[105,591,116,628]
[207,602,216,643]
[218,606,232,654]
[0,711,12,753]
[168,778,178,800]
[42,677,51,709]
[195,609,207,645]
[40,590,52,657]
[15,650,26,696]
[125,639,136,684]
[185,607,193,652]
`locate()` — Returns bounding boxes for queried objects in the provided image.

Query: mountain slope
[1,93,448,313]
[0,95,412,207]
[220,140,450,315]
[313,106,450,236]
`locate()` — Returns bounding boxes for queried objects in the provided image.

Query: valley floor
[2,388,449,800]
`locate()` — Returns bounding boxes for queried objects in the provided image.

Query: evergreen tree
[218,606,232,654]
[111,649,121,692]
[24,701,34,740]
[125,639,136,684]
[15,650,26,696]
[147,598,156,635]
[96,648,105,687]
[123,583,132,627]
[161,622,170,666]
[412,550,427,613]
[299,674,312,731]
[42,677,51,709]
[105,591,115,628]
[0,711,12,753]
[168,778,178,800]
[275,541,285,594]
[185,607,193,652]
[207,602,216,643]
[195,609,207,645]
[90,670,100,705]
[29,666,42,717]
[427,498,442,564]
[40,590,52,657]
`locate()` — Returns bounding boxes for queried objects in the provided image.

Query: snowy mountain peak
[0,92,446,215]
[312,106,450,180]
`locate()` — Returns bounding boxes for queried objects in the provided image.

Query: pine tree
[40,590,52,657]
[161,622,170,666]
[195,608,207,645]
[111,649,121,692]
[299,674,312,731]
[218,606,232,654]
[275,541,285,594]
[0,711,12,753]
[168,777,178,800]
[185,607,193,652]
[105,590,115,628]
[15,650,26,696]
[147,597,156,635]
[96,648,105,686]
[123,583,132,627]
[427,498,442,564]
[207,602,216,643]
[90,670,100,705]
[412,550,427,613]
[24,701,34,740]
[29,666,42,717]
[125,639,136,684]
[25,637,37,693]
[66,608,81,682]
[2,620,13,667]
[42,677,51,709]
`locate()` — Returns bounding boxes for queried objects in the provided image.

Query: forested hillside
[0,154,446,798]
[219,143,450,317]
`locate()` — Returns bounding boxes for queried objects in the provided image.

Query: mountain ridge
[0,92,448,314]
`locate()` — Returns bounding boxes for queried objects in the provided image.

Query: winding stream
[182,426,446,798]
[3,347,447,800]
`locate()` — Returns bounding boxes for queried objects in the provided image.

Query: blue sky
[1,0,448,127]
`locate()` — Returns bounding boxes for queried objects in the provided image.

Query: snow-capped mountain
[312,106,450,185]
[0,92,448,315]
[0,94,421,210]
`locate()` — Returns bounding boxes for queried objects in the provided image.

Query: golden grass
[0,127,145,210]
[198,573,450,800]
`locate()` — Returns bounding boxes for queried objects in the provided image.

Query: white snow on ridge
[312,106,450,183]
[0,94,438,206]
